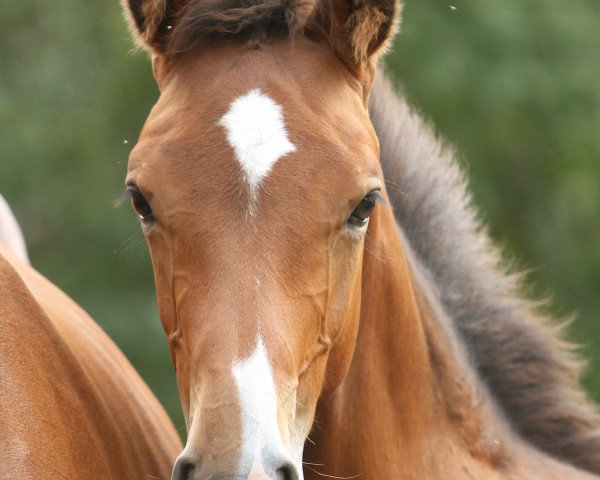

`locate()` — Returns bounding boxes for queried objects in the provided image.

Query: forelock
[168,0,319,53]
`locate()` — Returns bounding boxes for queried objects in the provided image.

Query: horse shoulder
[0,248,181,478]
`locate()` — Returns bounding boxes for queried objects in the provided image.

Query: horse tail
[0,195,30,264]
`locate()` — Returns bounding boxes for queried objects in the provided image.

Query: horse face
[126,41,383,478]
[123,0,398,476]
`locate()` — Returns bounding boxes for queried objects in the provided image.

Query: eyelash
[118,186,155,223]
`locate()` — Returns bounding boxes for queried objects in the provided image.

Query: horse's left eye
[348,191,379,227]
[127,186,154,222]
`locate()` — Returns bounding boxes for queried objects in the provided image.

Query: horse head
[122,0,400,478]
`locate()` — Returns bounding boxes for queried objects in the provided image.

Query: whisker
[363,230,388,264]
[280,383,302,410]
[113,230,145,258]
[384,178,410,199]
[303,464,364,479]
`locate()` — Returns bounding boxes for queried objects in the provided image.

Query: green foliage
[1,0,598,437]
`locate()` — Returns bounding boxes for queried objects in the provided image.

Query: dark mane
[369,70,600,474]
[168,0,318,53]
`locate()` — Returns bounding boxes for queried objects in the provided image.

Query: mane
[369,70,600,474]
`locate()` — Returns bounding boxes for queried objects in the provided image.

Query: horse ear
[319,0,401,79]
[122,0,181,54]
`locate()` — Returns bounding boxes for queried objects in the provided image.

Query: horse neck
[304,206,510,478]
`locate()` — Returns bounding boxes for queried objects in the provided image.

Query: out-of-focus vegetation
[1,0,598,437]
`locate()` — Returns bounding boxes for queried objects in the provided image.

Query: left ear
[313,0,401,92]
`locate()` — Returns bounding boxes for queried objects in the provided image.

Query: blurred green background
[1,1,598,437]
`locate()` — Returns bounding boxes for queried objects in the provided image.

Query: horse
[120,0,600,478]
[0,195,182,479]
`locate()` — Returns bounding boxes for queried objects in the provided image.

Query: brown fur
[123,0,167,49]
[344,0,398,63]
[0,246,182,478]
[346,6,387,62]
[369,71,600,474]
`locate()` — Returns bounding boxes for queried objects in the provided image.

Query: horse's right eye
[127,186,154,222]
[347,190,381,227]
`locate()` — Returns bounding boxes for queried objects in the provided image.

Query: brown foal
[120,0,600,478]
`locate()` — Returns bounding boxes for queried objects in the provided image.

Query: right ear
[122,0,188,84]
[121,0,181,54]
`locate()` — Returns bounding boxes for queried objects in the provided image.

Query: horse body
[119,0,600,478]
[0,241,182,478]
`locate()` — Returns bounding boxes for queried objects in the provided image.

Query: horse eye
[348,191,379,227]
[127,186,154,222]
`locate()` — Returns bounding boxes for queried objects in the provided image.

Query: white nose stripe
[248,456,270,479]
[219,88,296,198]
[232,336,286,477]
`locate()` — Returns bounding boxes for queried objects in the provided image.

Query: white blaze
[219,89,296,198]
[232,336,290,478]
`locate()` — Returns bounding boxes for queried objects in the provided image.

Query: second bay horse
[0,197,182,479]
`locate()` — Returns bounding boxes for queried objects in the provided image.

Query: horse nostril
[276,464,298,480]
[172,455,197,480]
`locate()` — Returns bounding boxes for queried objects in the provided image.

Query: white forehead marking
[219,88,296,198]
[232,336,293,477]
